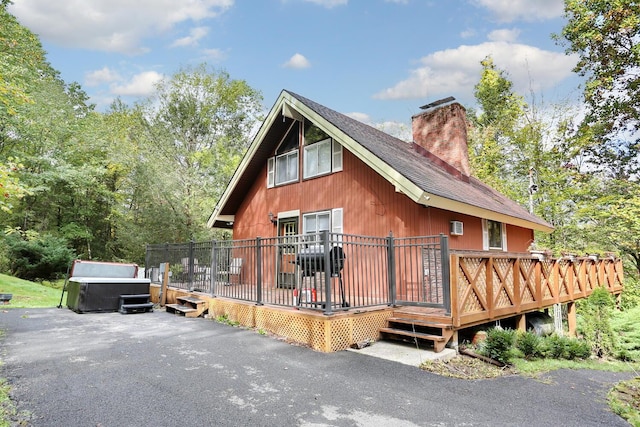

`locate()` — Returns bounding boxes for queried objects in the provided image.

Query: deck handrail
[146,237,624,320]
[449,253,624,328]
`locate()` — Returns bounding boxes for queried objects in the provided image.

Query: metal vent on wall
[450,221,463,236]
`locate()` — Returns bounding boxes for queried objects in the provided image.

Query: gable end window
[303,138,343,179]
[303,120,343,180]
[267,150,299,188]
[482,219,507,251]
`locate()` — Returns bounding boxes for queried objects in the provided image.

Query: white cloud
[487,28,520,42]
[111,71,164,96]
[84,67,121,87]
[346,112,411,141]
[373,42,578,101]
[170,26,209,48]
[201,48,227,62]
[9,0,233,55]
[283,53,311,69]
[460,28,477,39]
[471,0,564,22]
[302,0,348,7]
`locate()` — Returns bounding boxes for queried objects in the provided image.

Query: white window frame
[303,138,343,179]
[482,219,507,251]
[302,208,343,243]
[268,150,299,186]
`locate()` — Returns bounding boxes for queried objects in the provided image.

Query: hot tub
[66,277,151,313]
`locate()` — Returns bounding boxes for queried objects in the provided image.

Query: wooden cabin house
[157,90,622,353]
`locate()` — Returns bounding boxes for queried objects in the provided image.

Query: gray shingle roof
[286,91,551,230]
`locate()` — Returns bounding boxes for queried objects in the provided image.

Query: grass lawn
[0,273,63,308]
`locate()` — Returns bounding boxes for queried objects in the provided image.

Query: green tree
[557,0,640,177]
[139,65,263,241]
[468,57,525,199]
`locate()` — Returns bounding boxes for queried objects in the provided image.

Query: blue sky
[9,0,581,133]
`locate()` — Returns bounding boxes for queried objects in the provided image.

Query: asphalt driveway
[0,307,633,426]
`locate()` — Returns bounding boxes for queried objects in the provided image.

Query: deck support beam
[516,314,526,332]
[567,302,577,337]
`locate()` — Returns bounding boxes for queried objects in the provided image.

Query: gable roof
[208,90,553,232]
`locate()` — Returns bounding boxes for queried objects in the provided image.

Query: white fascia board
[420,193,554,233]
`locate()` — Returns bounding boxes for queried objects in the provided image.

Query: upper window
[268,119,342,187]
[303,121,342,179]
[482,219,507,251]
[304,138,332,178]
[268,121,300,188]
[273,151,298,186]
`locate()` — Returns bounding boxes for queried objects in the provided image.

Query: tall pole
[530,166,563,335]
[528,167,537,214]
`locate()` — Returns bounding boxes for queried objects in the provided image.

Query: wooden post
[486,256,494,320]
[450,254,460,328]
[567,301,577,337]
[553,303,563,336]
[516,314,526,332]
[160,262,169,306]
[513,258,521,312]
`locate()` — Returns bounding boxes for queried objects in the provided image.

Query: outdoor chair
[219,257,243,285]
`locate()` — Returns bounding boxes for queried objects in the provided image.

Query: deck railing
[145,232,450,314]
[450,251,624,327]
[146,236,623,319]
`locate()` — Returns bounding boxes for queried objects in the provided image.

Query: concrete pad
[347,340,457,367]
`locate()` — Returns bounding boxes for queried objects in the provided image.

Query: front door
[277,218,298,288]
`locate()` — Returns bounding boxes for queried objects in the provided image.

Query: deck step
[119,303,154,314]
[387,317,453,329]
[166,303,198,317]
[380,327,446,342]
[177,296,206,305]
[119,294,153,314]
[380,327,450,353]
[166,296,208,318]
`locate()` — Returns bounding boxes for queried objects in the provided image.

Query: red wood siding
[231,148,534,252]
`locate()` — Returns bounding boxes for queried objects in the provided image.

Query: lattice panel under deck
[208,297,393,352]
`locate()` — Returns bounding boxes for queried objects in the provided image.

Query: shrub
[481,327,516,365]
[578,286,616,357]
[541,334,591,360]
[564,337,591,360]
[3,232,75,281]
[516,330,543,359]
[544,334,569,359]
[619,275,640,310]
[611,306,640,362]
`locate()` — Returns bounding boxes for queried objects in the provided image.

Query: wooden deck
[150,253,624,352]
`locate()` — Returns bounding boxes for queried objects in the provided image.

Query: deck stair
[380,311,454,353]
[119,294,154,314]
[166,295,208,318]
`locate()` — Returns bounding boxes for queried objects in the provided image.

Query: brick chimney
[411,98,471,178]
